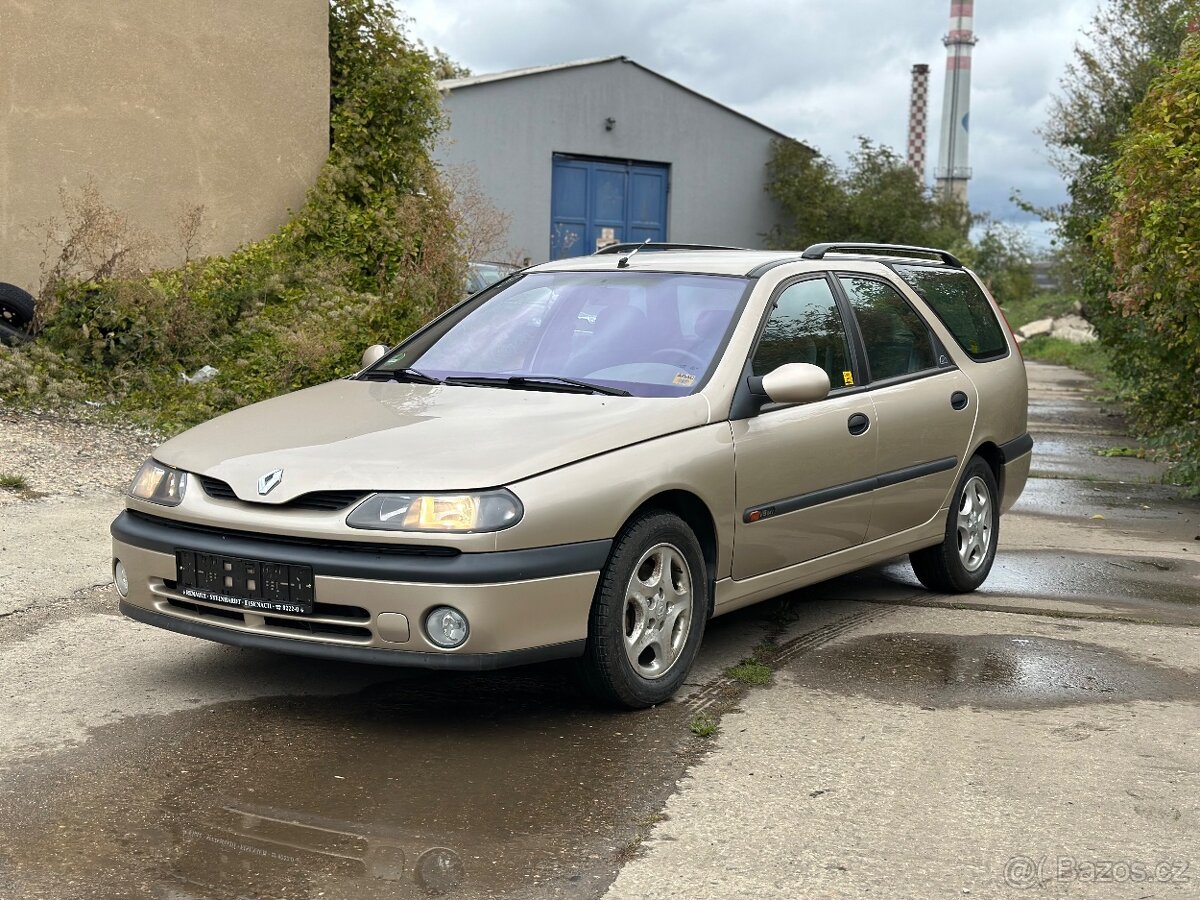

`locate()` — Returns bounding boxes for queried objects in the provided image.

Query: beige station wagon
[112,242,1031,708]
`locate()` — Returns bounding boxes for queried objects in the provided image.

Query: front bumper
[112,511,606,669]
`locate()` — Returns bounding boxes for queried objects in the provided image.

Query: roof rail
[593,242,747,255]
[800,242,963,268]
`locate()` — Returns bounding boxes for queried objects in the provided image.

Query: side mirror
[750,363,831,405]
[360,344,388,369]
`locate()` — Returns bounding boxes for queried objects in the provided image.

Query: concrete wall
[0,0,329,292]
[437,59,786,263]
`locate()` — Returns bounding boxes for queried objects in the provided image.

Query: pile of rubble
[1013,312,1097,345]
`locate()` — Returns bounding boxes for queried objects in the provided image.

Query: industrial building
[0,0,329,294]
[435,57,792,262]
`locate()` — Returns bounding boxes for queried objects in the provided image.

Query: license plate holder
[174,550,314,615]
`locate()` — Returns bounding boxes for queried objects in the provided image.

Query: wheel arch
[624,489,719,617]
[971,441,1004,500]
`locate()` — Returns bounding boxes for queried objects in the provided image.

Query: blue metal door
[550,155,668,259]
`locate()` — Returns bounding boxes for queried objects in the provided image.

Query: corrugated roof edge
[437,56,805,147]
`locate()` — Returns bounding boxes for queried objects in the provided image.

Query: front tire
[577,511,708,709]
[909,456,999,593]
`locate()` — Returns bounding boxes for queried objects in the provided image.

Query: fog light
[113,560,129,598]
[425,606,468,649]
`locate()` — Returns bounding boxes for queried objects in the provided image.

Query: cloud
[399,0,1098,249]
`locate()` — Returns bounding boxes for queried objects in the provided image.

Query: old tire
[909,456,999,594]
[577,511,708,709]
[0,320,29,347]
[0,283,35,331]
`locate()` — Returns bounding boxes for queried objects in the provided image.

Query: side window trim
[832,271,951,385]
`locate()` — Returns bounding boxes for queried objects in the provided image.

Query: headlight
[346,490,523,533]
[128,458,188,506]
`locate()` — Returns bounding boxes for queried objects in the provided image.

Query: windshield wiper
[446,375,631,397]
[386,367,443,385]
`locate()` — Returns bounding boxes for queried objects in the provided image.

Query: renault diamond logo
[258,468,284,496]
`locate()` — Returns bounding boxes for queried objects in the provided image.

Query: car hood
[155,379,711,502]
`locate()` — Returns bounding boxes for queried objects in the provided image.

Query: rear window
[893,266,1009,361]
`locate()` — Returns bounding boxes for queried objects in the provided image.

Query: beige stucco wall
[0,0,329,292]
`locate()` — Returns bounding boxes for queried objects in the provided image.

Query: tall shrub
[1099,32,1200,486]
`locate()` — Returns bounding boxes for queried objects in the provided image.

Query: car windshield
[378,271,749,397]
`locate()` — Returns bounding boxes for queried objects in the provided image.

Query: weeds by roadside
[1020,335,1114,386]
[0,473,29,492]
[689,713,719,737]
[725,659,773,686]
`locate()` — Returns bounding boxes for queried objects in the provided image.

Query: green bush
[1097,32,1200,490]
[0,0,463,434]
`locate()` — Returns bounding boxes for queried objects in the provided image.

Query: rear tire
[0,283,35,331]
[577,511,708,709]
[909,456,999,593]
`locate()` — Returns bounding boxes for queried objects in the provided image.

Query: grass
[725,659,773,686]
[0,473,30,492]
[1000,292,1080,329]
[689,712,719,738]
[1020,335,1115,386]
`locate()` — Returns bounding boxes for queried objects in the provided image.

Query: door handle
[847,412,871,436]
[951,391,969,410]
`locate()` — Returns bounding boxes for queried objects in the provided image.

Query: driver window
[751,279,854,389]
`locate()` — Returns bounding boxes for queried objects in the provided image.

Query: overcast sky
[398,0,1098,251]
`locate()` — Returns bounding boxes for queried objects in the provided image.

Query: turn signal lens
[347,490,522,533]
[128,458,188,506]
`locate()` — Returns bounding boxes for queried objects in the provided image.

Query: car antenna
[616,238,651,269]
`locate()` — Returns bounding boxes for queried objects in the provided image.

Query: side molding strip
[743,456,958,523]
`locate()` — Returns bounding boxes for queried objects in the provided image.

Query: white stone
[1018,317,1054,339]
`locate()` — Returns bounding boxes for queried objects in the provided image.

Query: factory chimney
[907,64,930,182]
[935,0,976,204]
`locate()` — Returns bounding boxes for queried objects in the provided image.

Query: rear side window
[894,266,1008,361]
[838,276,937,381]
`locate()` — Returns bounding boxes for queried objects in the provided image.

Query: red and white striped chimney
[935,0,976,203]
[907,64,930,182]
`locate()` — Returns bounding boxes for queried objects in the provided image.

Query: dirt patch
[0,407,156,505]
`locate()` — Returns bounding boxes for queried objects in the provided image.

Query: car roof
[527,250,804,277]
[526,249,965,279]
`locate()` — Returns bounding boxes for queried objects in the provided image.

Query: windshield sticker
[672,372,696,386]
[842,370,855,386]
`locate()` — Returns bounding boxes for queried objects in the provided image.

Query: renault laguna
[112,242,1031,708]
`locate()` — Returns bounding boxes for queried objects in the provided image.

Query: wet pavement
[2,360,1199,900]
[0,670,696,899]
[786,631,1200,710]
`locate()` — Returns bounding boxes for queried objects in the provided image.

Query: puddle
[853,549,1200,611]
[1013,479,1198,534]
[0,668,696,899]
[786,632,1200,710]
[980,551,1200,606]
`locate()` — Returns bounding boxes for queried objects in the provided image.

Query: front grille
[164,595,373,640]
[198,475,369,513]
[166,597,244,622]
[293,491,369,512]
[198,475,237,501]
[263,616,372,639]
